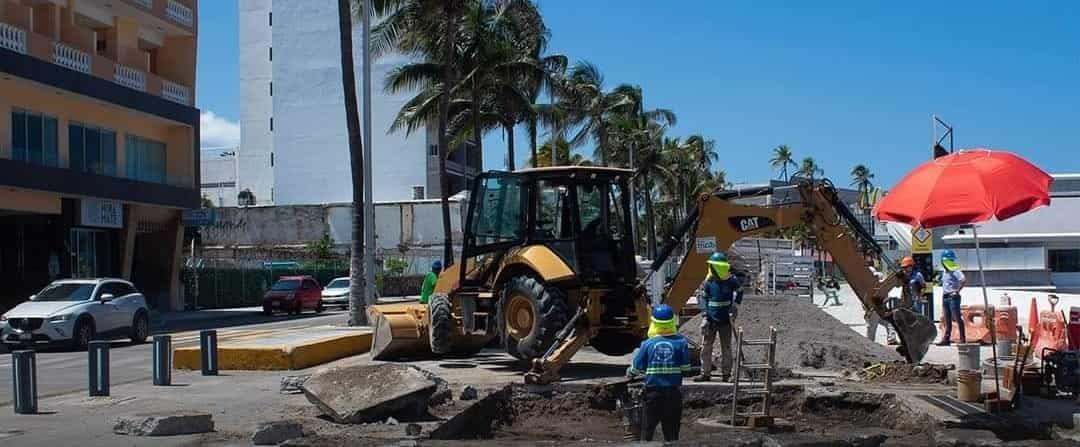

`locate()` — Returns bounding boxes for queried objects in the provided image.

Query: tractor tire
[589,330,642,356]
[429,294,454,355]
[500,276,569,360]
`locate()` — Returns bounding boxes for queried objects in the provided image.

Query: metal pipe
[88,340,109,396]
[153,335,172,386]
[200,330,218,376]
[12,350,37,414]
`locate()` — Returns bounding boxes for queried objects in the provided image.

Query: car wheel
[130,312,150,344]
[263,307,273,316]
[316,300,325,314]
[73,317,95,350]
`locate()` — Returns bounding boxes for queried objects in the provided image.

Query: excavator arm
[657,181,935,362]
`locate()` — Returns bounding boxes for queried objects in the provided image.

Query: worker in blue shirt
[901,257,927,317]
[628,304,691,442]
[695,252,742,382]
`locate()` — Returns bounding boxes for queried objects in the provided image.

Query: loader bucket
[890,308,937,363]
[367,303,432,360]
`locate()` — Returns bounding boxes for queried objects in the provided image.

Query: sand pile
[681,295,900,372]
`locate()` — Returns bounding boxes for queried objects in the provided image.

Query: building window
[270,117,274,132]
[270,152,274,167]
[11,109,59,167]
[269,81,273,96]
[269,47,272,61]
[428,144,439,156]
[1049,249,1080,273]
[69,122,117,176]
[269,11,272,27]
[125,135,167,184]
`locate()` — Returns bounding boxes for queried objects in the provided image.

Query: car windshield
[34,284,96,302]
[326,279,349,289]
[271,280,301,291]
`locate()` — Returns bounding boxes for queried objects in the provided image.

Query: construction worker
[628,303,691,442]
[419,260,442,305]
[694,252,742,383]
[938,249,967,345]
[901,256,927,317]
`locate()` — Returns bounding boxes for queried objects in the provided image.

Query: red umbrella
[873,149,1052,228]
[874,148,1052,403]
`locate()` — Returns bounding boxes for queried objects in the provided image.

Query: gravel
[681,295,900,372]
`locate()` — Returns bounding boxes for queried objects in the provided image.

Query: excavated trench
[434,383,938,445]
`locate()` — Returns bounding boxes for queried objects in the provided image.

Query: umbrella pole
[972,225,1002,401]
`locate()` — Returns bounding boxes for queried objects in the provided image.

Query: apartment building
[231,0,479,206]
[0,0,199,310]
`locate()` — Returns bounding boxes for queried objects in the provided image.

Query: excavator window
[468,174,526,250]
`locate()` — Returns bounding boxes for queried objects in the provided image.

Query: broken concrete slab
[301,364,439,424]
[113,412,214,436]
[252,420,303,445]
[934,428,1003,446]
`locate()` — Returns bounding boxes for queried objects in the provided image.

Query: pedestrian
[627,304,691,442]
[938,249,967,345]
[900,257,928,317]
[419,260,442,305]
[694,252,742,383]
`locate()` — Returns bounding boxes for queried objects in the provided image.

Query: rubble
[301,364,440,424]
[459,385,478,401]
[405,423,422,436]
[280,375,311,395]
[252,420,304,445]
[933,428,1003,446]
[682,295,900,372]
[113,412,214,436]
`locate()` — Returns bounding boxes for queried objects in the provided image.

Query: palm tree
[850,164,875,210]
[556,62,633,166]
[770,145,796,182]
[529,135,588,167]
[340,0,367,325]
[796,156,824,180]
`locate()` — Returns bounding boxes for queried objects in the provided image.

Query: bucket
[996,340,1015,358]
[956,343,981,371]
[957,370,982,402]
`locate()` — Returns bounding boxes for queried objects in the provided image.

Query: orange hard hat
[900,256,916,268]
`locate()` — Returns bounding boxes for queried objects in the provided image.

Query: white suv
[1,278,150,350]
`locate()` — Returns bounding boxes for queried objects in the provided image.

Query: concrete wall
[238,0,274,205]
[202,204,327,247]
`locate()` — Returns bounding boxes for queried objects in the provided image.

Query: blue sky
[197,1,1080,188]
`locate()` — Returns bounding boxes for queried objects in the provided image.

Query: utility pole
[362,0,377,304]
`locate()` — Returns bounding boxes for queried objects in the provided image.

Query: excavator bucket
[366,302,431,360]
[890,308,937,363]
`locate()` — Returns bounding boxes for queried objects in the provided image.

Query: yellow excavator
[367,166,936,384]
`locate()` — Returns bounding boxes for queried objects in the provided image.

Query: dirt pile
[681,295,900,372]
[857,361,952,384]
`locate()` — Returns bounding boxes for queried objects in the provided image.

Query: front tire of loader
[500,276,569,360]
[429,294,454,355]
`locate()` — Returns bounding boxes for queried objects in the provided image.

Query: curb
[173,330,372,371]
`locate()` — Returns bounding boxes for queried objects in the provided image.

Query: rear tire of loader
[500,276,569,360]
[429,294,454,355]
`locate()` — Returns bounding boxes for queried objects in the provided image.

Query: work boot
[693,374,711,383]
[936,340,951,346]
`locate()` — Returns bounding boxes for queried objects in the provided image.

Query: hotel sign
[81,199,124,229]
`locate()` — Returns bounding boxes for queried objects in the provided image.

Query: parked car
[262,276,323,315]
[321,277,350,309]
[0,278,151,350]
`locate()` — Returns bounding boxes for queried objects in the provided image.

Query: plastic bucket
[957,370,982,402]
[956,343,981,371]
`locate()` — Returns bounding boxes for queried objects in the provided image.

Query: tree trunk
[438,3,459,267]
[337,0,366,326]
[505,122,515,170]
[645,175,657,259]
[528,117,539,167]
[598,123,607,166]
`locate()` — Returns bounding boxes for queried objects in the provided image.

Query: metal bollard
[88,341,110,396]
[153,335,172,386]
[12,350,37,414]
[199,330,218,376]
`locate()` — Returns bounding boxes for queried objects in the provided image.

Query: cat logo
[728,216,775,233]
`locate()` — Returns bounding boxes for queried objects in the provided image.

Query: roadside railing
[162,79,192,106]
[166,0,194,28]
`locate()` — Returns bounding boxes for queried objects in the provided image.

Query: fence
[182,254,429,310]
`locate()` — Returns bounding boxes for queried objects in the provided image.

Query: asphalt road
[0,309,350,406]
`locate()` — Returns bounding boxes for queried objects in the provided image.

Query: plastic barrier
[938,305,1018,345]
[1069,306,1080,351]
[1033,309,1067,359]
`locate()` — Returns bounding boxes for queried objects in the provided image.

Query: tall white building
[227,0,481,206]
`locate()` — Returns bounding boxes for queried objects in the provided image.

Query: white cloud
[200,111,241,149]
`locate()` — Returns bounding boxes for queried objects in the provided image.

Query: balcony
[119,0,194,32]
[166,0,194,28]
[0,20,193,107]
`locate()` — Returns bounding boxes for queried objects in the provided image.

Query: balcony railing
[133,0,153,9]
[53,42,91,73]
[162,79,191,106]
[166,0,194,28]
[114,63,147,91]
[0,22,27,54]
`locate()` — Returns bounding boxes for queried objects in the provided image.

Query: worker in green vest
[419,260,442,304]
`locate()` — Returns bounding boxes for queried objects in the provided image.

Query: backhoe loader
[366,167,936,384]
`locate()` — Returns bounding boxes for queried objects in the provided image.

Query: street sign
[182,208,216,226]
[911,227,933,254]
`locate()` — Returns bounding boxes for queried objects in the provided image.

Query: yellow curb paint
[173,331,373,371]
